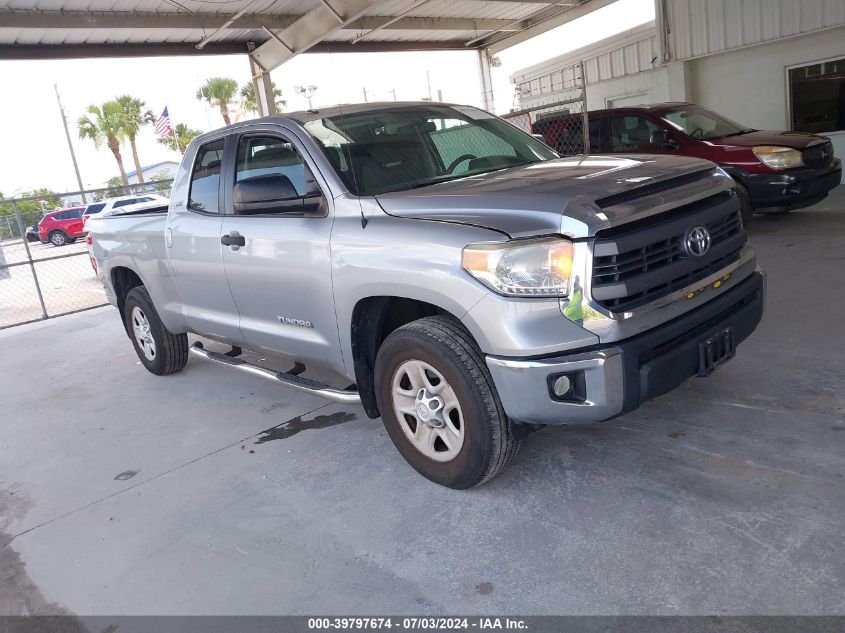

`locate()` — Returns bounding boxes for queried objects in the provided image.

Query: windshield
[303,105,558,196]
[658,105,753,140]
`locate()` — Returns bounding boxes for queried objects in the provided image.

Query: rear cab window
[189,140,225,214]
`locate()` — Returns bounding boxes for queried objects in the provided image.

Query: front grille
[803,142,834,168]
[591,192,746,312]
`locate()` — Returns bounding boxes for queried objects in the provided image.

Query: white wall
[689,27,845,181]
[582,67,669,110]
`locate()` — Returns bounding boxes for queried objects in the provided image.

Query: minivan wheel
[49,230,68,247]
[735,184,754,227]
[124,286,188,376]
[374,316,520,488]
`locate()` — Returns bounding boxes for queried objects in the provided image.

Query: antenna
[337,103,367,228]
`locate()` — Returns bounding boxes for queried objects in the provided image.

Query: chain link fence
[0,180,171,330]
[503,61,590,157]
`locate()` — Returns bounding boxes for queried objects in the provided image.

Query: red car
[533,102,841,225]
[38,206,86,247]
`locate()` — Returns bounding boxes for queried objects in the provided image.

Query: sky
[0,0,653,196]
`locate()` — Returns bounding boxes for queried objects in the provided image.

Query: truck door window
[235,136,313,196]
[189,140,225,214]
[607,116,660,152]
[234,136,324,215]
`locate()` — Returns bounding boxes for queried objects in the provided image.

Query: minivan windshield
[303,105,558,196]
[658,105,754,141]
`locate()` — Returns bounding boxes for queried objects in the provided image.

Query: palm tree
[240,81,286,115]
[196,77,239,125]
[157,123,203,155]
[78,101,130,185]
[115,95,155,184]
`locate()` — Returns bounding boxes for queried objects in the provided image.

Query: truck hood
[374,154,724,238]
[708,129,829,149]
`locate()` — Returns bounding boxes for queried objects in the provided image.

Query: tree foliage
[0,188,63,239]
[105,176,126,198]
[78,102,130,185]
[196,77,239,125]
[240,81,286,114]
[115,95,155,184]
[157,123,203,155]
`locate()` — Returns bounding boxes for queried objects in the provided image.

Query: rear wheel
[49,230,68,247]
[124,286,188,376]
[735,184,754,228]
[374,316,520,488]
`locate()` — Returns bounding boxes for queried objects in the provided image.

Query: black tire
[374,315,520,489]
[735,184,754,228]
[49,230,68,247]
[124,286,188,376]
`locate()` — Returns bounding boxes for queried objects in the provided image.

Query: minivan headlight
[462,237,573,297]
[752,146,804,170]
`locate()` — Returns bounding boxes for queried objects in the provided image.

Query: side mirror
[650,129,679,149]
[233,174,319,215]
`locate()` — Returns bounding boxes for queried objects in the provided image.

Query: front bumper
[746,159,841,211]
[487,270,766,425]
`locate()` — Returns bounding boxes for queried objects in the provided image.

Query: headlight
[752,146,804,169]
[462,237,573,297]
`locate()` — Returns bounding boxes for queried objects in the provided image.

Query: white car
[82,193,169,228]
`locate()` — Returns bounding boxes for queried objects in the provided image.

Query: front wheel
[374,316,520,488]
[124,286,188,376]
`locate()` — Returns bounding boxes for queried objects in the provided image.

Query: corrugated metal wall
[665,0,845,61]
[513,25,658,104]
[584,31,659,83]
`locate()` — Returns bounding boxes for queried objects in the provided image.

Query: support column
[248,42,276,117]
[477,48,495,113]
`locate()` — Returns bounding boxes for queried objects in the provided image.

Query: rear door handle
[221,231,245,248]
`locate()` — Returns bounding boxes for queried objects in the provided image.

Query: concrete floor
[1,189,844,616]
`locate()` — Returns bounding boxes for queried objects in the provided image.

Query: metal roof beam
[0,10,518,32]
[0,40,472,61]
[355,15,522,31]
[250,0,381,71]
[484,0,617,53]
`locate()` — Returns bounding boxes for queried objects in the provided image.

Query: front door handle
[221,231,246,248]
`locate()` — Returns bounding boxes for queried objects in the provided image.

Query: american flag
[154,107,174,136]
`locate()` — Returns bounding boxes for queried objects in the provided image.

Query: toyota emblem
[685,226,711,257]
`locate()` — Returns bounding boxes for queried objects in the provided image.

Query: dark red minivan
[533,103,842,224]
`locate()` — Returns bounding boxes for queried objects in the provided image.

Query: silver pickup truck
[89,102,765,488]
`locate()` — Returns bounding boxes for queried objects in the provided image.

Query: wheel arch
[349,295,473,419]
[111,266,146,334]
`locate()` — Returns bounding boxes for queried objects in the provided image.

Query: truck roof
[282,101,467,123]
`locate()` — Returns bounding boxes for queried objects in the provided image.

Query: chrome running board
[189,342,361,405]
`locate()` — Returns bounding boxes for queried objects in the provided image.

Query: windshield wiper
[405,162,533,191]
[721,129,756,138]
